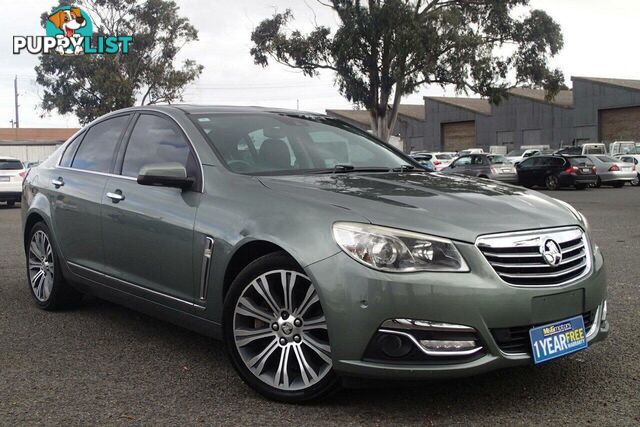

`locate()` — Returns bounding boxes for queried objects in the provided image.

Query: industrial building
[328,76,640,153]
[420,76,640,152]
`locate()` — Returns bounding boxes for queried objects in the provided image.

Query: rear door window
[59,133,85,167]
[0,159,24,170]
[72,116,129,173]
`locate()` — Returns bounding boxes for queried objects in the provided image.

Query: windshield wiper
[306,165,392,174]
[391,164,416,172]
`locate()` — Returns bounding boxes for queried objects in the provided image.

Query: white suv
[0,156,26,206]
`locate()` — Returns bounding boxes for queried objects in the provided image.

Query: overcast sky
[1,0,639,128]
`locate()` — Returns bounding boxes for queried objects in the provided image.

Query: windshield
[0,159,24,170]
[488,155,509,164]
[568,156,593,167]
[583,145,605,154]
[506,149,526,156]
[192,113,412,175]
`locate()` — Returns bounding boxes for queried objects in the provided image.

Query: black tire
[594,176,602,188]
[575,184,587,190]
[612,181,625,188]
[223,251,339,403]
[7,201,15,207]
[545,175,560,191]
[26,222,83,310]
[631,174,639,186]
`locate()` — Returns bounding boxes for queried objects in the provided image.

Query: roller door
[599,107,640,142]
[442,121,475,151]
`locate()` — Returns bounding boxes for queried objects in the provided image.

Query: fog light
[419,339,477,352]
[378,334,412,358]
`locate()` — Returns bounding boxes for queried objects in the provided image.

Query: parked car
[442,154,518,184]
[616,155,639,186]
[516,155,597,190]
[22,106,609,402]
[458,148,485,156]
[505,148,540,164]
[587,155,636,188]
[557,143,607,156]
[409,154,435,171]
[0,156,27,206]
[410,152,454,171]
[609,141,638,156]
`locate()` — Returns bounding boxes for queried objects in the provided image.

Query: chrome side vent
[199,237,215,301]
[476,227,591,287]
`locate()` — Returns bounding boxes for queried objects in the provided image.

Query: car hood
[258,172,580,243]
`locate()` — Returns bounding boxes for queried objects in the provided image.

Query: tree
[250,0,564,142]
[36,0,203,124]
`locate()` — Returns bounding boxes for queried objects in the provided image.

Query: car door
[100,113,202,305]
[516,157,538,185]
[50,115,131,272]
[450,156,471,173]
[468,155,486,176]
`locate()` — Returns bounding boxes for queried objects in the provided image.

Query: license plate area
[0,176,10,182]
[529,315,588,364]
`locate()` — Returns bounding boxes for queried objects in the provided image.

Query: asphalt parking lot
[1,187,639,425]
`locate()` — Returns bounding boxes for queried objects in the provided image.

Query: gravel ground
[0,187,639,425]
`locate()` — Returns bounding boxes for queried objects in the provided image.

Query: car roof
[107,104,321,116]
[0,156,21,161]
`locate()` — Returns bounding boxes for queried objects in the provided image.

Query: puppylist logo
[13,6,132,55]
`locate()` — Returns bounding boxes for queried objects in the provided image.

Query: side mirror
[137,162,195,189]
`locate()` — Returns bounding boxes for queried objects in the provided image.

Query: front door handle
[106,190,125,203]
[51,177,64,188]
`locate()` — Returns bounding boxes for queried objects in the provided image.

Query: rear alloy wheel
[545,175,559,191]
[224,252,337,402]
[631,174,639,186]
[26,222,82,310]
[594,176,602,188]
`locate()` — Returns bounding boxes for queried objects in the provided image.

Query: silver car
[587,155,636,188]
[442,154,518,184]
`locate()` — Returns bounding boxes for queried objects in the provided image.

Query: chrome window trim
[475,226,592,288]
[55,165,137,181]
[55,109,206,193]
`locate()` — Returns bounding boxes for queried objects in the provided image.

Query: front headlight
[332,222,469,273]
[555,199,590,231]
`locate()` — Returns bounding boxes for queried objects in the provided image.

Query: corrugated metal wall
[0,145,61,163]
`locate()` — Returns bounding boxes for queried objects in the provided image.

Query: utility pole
[14,75,20,128]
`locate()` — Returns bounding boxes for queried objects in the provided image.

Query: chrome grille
[476,227,591,286]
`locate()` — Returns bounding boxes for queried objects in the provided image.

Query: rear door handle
[51,178,64,188]
[106,191,125,203]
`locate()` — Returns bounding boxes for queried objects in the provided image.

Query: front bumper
[305,242,608,380]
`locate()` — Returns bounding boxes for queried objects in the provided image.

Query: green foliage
[36,0,203,124]
[250,0,565,142]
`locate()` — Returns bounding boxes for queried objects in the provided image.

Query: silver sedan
[587,155,637,187]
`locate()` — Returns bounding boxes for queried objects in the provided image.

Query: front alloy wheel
[224,252,337,402]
